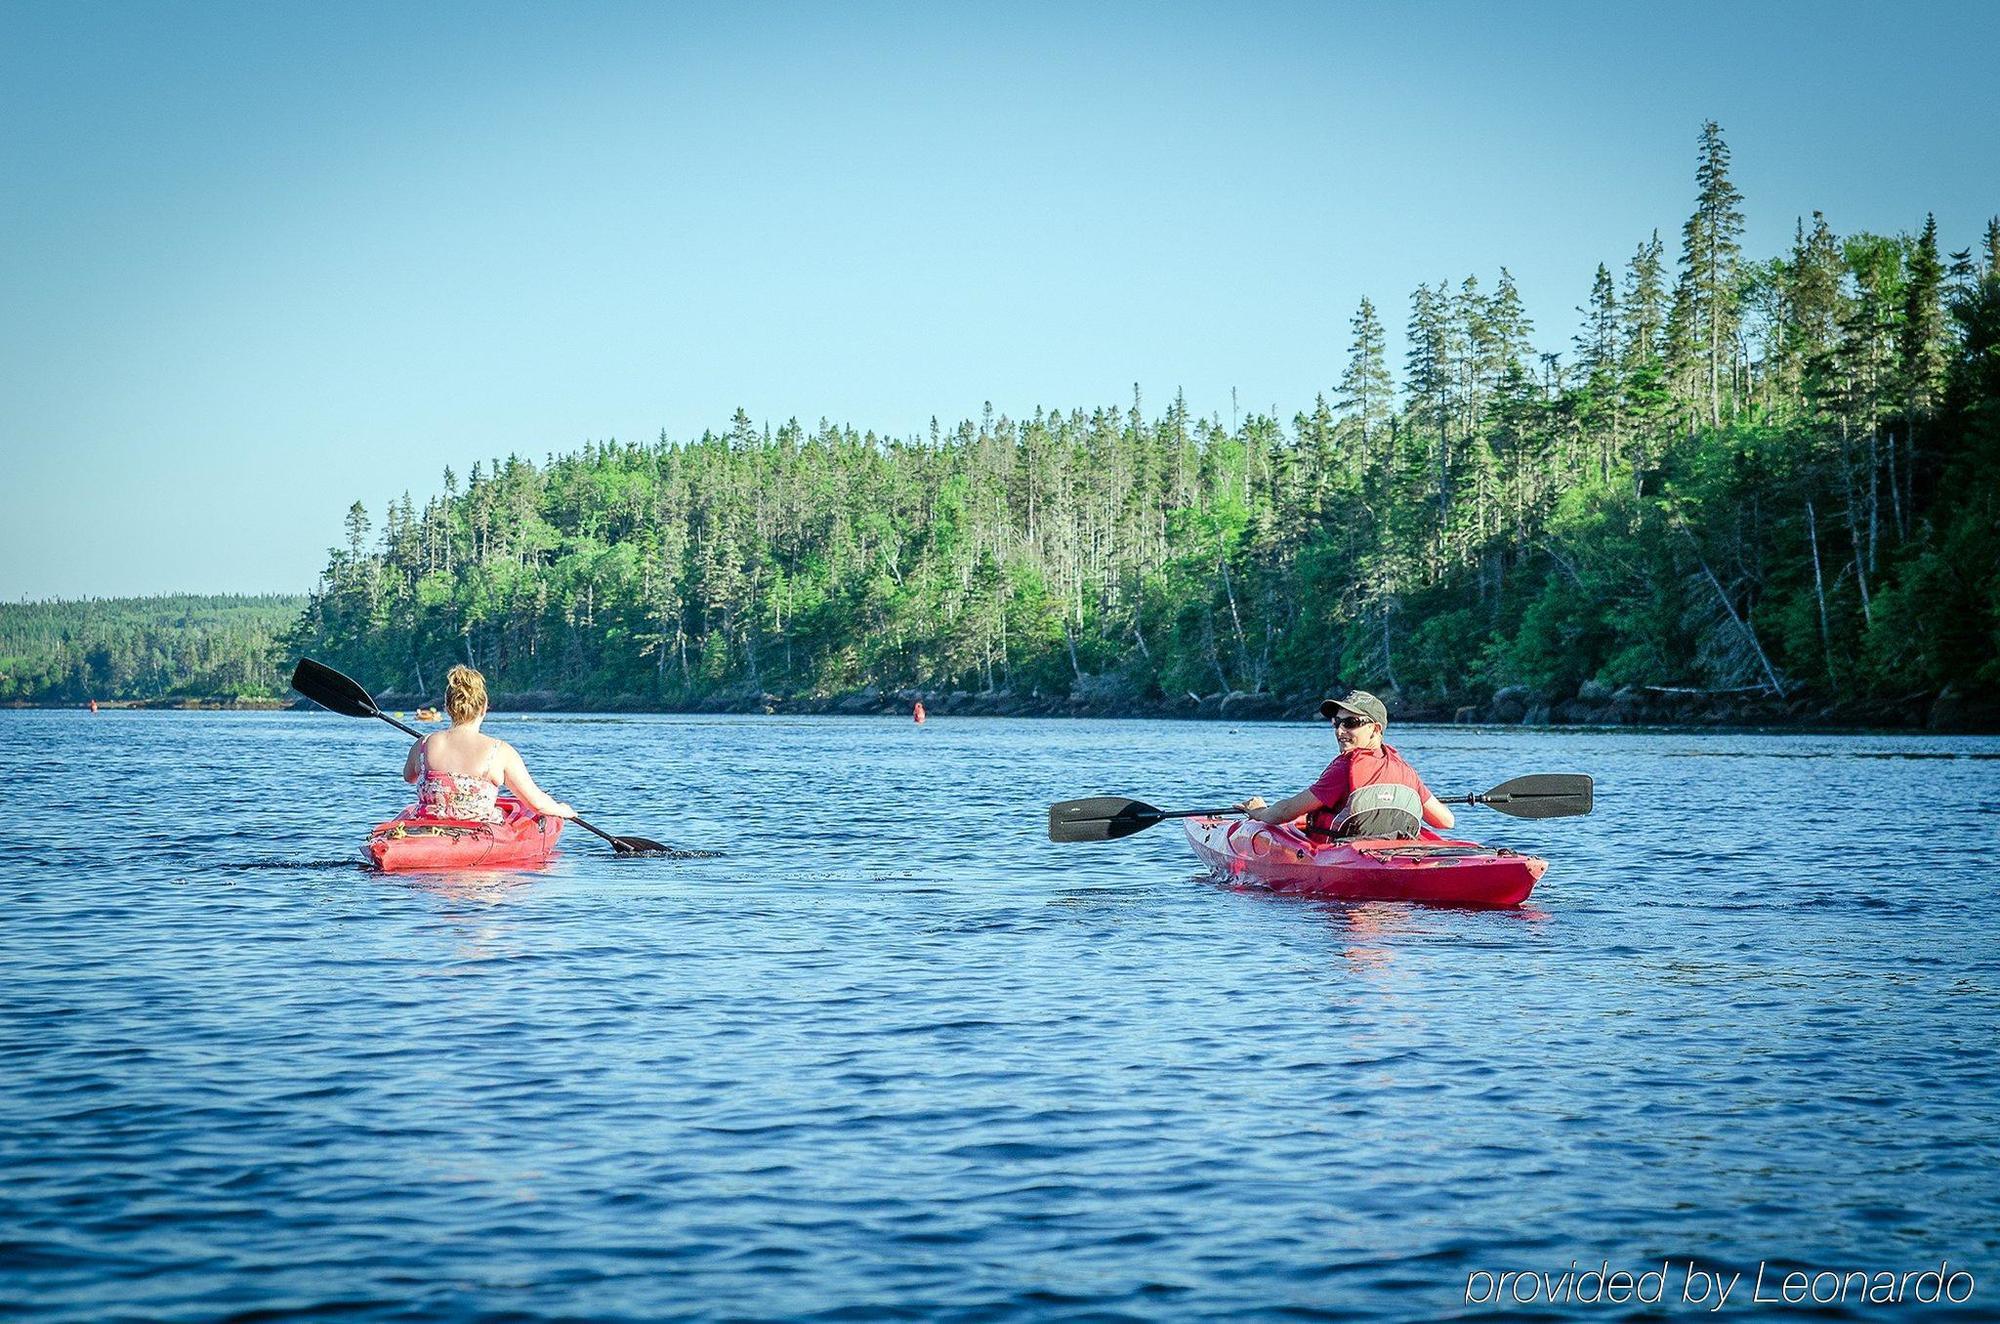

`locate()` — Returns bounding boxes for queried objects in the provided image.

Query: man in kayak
[1233,689,1455,840]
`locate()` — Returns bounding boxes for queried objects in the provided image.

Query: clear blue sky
[3,0,1995,599]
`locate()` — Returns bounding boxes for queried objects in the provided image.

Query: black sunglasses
[1332,714,1374,730]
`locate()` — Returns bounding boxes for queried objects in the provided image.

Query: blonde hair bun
[444,665,489,722]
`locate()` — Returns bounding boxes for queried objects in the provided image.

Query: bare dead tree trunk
[1216,557,1254,684]
[1806,497,1834,685]
[1885,429,1906,542]
[1677,520,1786,696]
[1904,418,1919,540]
[1867,428,1881,573]
[1202,610,1230,693]
[1838,421,1873,627]
[1380,601,1399,692]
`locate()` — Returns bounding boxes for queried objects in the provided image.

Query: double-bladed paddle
[1047,797,1241,843]
[1434,772,1593,817]
[290,656,675,856]
[1047,773,1594,843]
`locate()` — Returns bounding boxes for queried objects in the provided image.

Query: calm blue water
[2,711,1997,1321]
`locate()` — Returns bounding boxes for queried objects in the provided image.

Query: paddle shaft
[1435,791,1582,808]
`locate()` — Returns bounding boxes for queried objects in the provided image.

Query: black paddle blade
[291,657,383,719]
[609,835,674,855]
[1048,796,1165,843]
[571,816,691,858]
[1480,773,1594,819]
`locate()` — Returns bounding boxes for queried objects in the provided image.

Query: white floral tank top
[415,741,503,823]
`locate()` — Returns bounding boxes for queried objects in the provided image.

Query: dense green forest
[283,124,1999,727]
[32,123,2000,727]
[0,594,305,704]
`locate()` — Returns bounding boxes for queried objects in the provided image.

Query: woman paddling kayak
[401,665,575,823]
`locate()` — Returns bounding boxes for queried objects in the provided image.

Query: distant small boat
[416,707,442,722]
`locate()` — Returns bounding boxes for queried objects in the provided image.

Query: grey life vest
[1327,780,1424,840]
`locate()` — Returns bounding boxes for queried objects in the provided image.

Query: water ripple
[1,712,1997,1320]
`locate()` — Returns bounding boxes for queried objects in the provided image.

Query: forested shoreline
[15,125,2000,729]
[0,595,304,705]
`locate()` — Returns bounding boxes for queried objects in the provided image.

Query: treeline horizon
[0,594,305,704]
[14,123,2000,725]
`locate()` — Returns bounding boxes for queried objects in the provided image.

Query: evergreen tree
[1484,268,1536,380]
[1901,213,1949,421]
[1621,230,1669,364]
[344,501,371,562]
[1676,120,1746,426]
[1337,296,1393,466]
[1787,211,1846,409]
[1575,263,1622,476]
[1576,263,1619,376]
[1404,282,1454,556]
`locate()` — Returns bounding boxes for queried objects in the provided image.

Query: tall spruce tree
[1621,229,1678,465]
[1788,211,1846,410]
[1337,296,1394,466]
[344,502,371,565]
[1405,282,1454,557]
[1900,214,1949,422]
[1577,263,1621,475]
[1485,268,1535,378]
[1676,121,1746,426]
[1621,230,1668,364]
[1576,263,1619,376]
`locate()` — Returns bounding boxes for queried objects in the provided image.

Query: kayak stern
[1185,816,1545,908]
[365,796,563,872]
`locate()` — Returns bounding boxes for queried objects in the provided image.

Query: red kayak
[1184,816,1546,907]
[365,796,563,872]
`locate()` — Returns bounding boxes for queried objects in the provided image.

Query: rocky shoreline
[4,697,292,712]
[373,678,1993,731]
[13,682,1993,731]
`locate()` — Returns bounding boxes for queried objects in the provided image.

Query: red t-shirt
[1308,743,1431,819]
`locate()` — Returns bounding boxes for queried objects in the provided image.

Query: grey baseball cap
[1318,689,1389,726]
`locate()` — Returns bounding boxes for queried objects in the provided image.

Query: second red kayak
[1184,816,1546,907]
[365,796,563,872]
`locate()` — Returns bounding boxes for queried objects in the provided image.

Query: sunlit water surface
[2,711,1997,1321]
